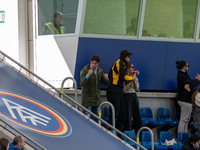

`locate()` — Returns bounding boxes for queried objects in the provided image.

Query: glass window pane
[38,0,79,35]
[83,0,140,36]
[143,0,197,38]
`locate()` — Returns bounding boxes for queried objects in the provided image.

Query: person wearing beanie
[192,86,200,135]
[176,60,200,133]
[106,50,134,137]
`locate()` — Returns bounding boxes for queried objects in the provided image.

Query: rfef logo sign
[0,90,72,137]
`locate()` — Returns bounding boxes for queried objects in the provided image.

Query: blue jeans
[84,106,99,123]
[194,125,200,135]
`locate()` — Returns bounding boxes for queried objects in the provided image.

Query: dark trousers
[106,91,127,133]
[124,93,143,134]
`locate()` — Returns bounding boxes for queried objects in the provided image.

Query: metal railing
[137,126,154,150]
[98,101,115,134]
[0,50,147,150]
[60,77,78,109]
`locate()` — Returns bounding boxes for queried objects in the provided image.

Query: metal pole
[98,101,115,134]
[60,77,78,109]
[137,126,154,150]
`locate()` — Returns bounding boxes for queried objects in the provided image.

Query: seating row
[140,107,178,126]
[140,107,193,127]
[123,130,189,150]
[103,106,193,131]
[104,106,180,126]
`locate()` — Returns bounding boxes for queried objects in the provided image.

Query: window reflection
[126,17,150,36]
[42,12,65,35]
[81,0,200,39]
[83,0,140,36]
[126,17,138,36]
[183,21,194,38]
[143,0,197,38]
[38,0,79,35]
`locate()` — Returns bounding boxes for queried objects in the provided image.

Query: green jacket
[80,65,109,107]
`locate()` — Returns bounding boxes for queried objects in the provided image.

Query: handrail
[60,77,78,109]
[0,117,46,150]
[98,101,115,134]
[137,126,154,150]
[0,50,147,150]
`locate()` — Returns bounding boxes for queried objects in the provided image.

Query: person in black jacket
[176,60,200,132]
[106,50,134,136]
[181,134,200,150]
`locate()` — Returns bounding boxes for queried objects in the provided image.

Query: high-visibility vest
[42,22,65,34]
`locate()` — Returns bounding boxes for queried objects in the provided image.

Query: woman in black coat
[176,60,200,132]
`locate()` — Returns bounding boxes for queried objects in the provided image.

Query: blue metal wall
[74,37,200,91]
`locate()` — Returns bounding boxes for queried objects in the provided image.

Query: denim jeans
[84,106,99,123]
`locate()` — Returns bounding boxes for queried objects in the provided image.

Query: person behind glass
[8,135,25,150]
[106,50,134,136]
[0,138,9,150]
[183,21,194,39]
[181,134,200,150]
[191,85,200,135]
[176,60,200,132]
[126,17,138,35]
[123,62,143,134]
[80,56,109,122]
[42,12,65,35]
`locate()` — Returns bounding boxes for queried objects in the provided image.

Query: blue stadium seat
[159,131,173,148]
[177,132,189,145]
[140,107,165,126]
[109,130,117,136]
[124,131,150,149]
[142,131,168,150]
[123,131,137,148]
[157,107,178,126]
[188,122,193,127]
[159,131,182,150]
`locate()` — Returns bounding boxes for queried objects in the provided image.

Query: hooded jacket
[80,65,109,107]
[8,142,23,150]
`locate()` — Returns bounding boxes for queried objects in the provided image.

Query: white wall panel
[36,35,79,88]
[0,0,18,62]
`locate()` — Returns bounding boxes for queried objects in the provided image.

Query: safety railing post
[98,101,115,135]
[61,77,78,109]
[136,126,154,150]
